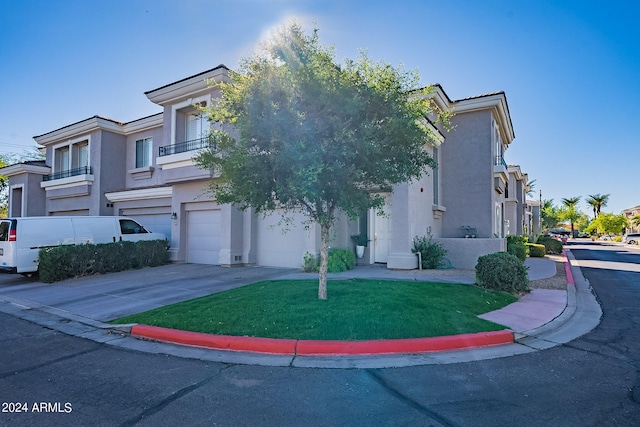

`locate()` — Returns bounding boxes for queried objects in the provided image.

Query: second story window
[136,137,153,168]
[46,137,92,181]
[186,113,209,142]
[57,147,70,172]
[76,142,89,170]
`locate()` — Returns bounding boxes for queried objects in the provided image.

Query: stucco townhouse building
[1,65,532,270]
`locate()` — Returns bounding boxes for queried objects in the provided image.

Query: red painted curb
[295,331,514,355]
[563,249,575,285]
[131,325,297,354]
[131,325,514,356]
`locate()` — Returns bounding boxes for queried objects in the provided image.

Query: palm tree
[526,179,536,197]
[632,215,640,228]
[561,196,581,238]
[586,194,610,219]
[541,199,560,232]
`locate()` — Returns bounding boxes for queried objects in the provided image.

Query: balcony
[159,136,215,157]
[156,136,217,179]
[494,155,507,169]
[493,155,508,193]
[43,166,93,181]
[41,166,94,196]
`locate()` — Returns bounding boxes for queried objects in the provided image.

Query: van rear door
[0,219,17,272]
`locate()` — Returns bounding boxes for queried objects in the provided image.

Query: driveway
[0,264,294,322]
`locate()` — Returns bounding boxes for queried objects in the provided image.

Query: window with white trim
[57,147,70,172]
[135,137,153,168]
[75,142,89,170]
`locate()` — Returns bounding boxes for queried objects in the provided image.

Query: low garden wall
[434,238,506,270]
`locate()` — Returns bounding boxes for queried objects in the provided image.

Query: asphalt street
[0,241,639,426]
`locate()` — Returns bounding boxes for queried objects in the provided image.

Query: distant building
[622,205,640,233]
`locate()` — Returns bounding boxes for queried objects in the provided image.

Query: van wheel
[630,240,637,245]
[20,272,37,278]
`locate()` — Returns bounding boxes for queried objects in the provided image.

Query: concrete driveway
[0,264,294,322]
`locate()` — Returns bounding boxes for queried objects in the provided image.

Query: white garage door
[186,210,221,264]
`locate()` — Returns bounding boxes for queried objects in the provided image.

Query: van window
[119,219,148,234]
[0,221,10,241]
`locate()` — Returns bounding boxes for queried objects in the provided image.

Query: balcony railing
[43,166,93,181]
[159,136,215,157]
[494,155,507,168]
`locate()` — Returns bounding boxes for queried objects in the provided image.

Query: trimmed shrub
[527,243,546,257]
[327,248,356,273]
[475,252,529,294]
[412,235,448,269]
[506,235,527,262]
[537,235,563,255]
[38,240,169,283]
[302,252,319,272]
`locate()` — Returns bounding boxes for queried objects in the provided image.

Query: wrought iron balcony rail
[494,155,508,168]
[43,166,93,181]
[159,136,215,157]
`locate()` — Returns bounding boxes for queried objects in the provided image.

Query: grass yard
[112,279,517,341]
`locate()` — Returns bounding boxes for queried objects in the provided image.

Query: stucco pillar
[387,183,419,270]
[218,205,244,266]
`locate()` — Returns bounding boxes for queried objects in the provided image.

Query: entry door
[373,203,391,263]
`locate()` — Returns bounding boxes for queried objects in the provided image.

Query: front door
[373,201,391,263]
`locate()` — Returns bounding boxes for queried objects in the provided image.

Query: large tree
[195,23,448,300]
[585,213,627,236]
[586,193,610,219]
[560,196,581,238]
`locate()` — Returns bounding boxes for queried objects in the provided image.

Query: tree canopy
[541,199,560,231]
[585,213,627,236]
[195,23,448,299]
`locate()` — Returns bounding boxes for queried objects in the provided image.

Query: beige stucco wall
[435,237,506,270]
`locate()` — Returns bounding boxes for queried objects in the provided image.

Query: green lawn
[112,279,517,340]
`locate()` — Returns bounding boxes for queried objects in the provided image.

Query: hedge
[537,235,563,255]
[300,249,356,273]
[327,248,356,273]
[527,243,546,257]
[506,235,528,262]
[475,251,529,294]
[38,240,169,283]
[412,235,448,269]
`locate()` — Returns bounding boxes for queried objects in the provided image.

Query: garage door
[186,210,221,264]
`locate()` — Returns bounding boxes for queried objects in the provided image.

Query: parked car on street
[623,233,640,245]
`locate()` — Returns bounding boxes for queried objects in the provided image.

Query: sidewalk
[0,250,602,368]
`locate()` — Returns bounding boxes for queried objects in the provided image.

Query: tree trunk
[318,222,330,300]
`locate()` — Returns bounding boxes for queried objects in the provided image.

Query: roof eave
[145,65,230,106]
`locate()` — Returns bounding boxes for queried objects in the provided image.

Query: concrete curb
[131,325,514,355]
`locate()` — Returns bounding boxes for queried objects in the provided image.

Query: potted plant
[351,234,368,259]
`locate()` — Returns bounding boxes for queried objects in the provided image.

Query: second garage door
[186,210,221,264]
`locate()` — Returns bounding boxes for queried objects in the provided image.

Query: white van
[0,216,167,274]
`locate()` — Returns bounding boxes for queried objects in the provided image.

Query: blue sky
[1,0,638,214]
